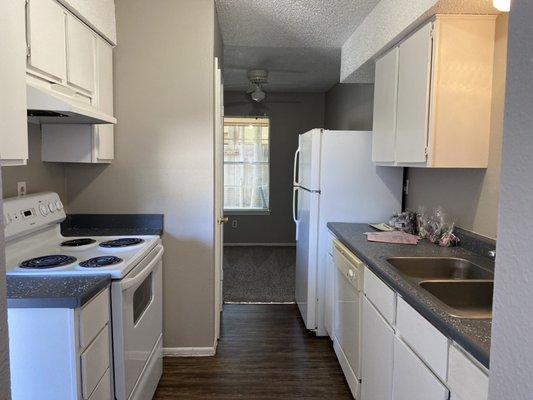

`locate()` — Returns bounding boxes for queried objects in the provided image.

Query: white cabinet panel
[27,0,67,82]
[392,336,449,400]
[1,0,28,165]
[81,325,110,399]
[396,297,449,380]
[67,14,96,93]
[448,344,489,400]
[363,267,396,324]
[94,37,114,161]
[372,47,399,163]
[361,297,394,400]
[325,252,335,337]
[395,21,433,164]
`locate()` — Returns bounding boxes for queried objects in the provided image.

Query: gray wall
[405,15,508,239]
[65,0,219,349]
[488,4,533,399]
[324,83,374,131]
[223,92,325,244]
[0,176,10,399]
[2,124,66,199]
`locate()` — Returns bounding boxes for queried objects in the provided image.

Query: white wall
[2,124,66,199]
[488,3,533,399]
[65,0,219,349]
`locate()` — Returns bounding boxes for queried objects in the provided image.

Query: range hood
[26,82,116,124]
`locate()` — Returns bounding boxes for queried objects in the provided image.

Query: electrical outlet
[231,219,238,228]
[17,181,26,197]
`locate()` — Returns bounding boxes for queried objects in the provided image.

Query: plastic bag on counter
[388,210,418,234]
[417,206,459,247]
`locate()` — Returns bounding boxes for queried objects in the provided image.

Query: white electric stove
[4,192,164,400]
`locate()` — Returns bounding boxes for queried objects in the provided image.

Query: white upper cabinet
[1,0,28,166]
[395,22,433,164]
[372,15,496,168]
[26,0,67,83]
[66,14,96,94]
[372,47,398,164]
[94,37,115,161]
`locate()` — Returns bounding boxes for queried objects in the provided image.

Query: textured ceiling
[215,0,380,92]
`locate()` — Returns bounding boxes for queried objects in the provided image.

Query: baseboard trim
[163,346,216,357]
[224,243,296,247]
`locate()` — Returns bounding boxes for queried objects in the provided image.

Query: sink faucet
[488,250,496,259]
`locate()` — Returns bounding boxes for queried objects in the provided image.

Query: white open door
[214,57,225,341]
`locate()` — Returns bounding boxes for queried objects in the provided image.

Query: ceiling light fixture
[251,88,266,103]
[493,0,511,12]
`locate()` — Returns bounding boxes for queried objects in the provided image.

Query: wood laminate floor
[153,304,353,399]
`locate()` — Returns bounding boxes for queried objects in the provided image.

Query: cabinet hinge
[424,147,429,157]
[26,44,31,58]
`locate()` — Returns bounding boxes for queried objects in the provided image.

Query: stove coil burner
[80,256,123,268]
[60,238,97,247]
[19,255,77,269]
[99,238,145,248]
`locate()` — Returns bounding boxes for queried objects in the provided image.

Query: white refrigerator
[293,129,403,335]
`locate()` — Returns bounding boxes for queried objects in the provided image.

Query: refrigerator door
[295,186,320,330]
[297,129,322,191]
[315,130,403,336]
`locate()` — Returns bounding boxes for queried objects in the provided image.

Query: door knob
[218,217,229,225]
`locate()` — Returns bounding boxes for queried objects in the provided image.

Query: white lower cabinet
[8,288,113,400]
[361,296,394,400]
[392,336,449,400]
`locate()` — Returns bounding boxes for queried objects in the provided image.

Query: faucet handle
[488,250,496,259]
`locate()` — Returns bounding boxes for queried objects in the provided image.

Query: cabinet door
[395,22,433,164]
[1,0,28,165]
[94,38,114,161]
[372,47,398,163]
[392,336,449,400]
[67,14,96,93]
[26,0,66,82]
[361,296,394,400]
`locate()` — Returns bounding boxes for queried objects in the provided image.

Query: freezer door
[295,187,320,330]
[298,129,321,191]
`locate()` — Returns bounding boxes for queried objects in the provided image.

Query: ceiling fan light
[251,89,266,102]
[493,0,510,12]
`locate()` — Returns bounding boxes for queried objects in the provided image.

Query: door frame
[214,57,224,342]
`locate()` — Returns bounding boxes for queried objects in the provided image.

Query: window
[224,117,270,213]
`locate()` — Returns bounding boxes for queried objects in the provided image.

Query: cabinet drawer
[396,297,449,380]
[448,344,488,400]
[79,288,110,349]
[363,267,396,324]
[89,368,111,400]
[393,335,449,400]
[333,241,363,291]
[81,325,110,399]
[328,234,336,256]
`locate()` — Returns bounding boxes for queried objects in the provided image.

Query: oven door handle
[120,245,164,291]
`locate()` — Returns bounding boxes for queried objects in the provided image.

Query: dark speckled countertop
[328,222,493,369]
[7,275,111,309]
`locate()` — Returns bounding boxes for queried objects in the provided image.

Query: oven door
[112,245,164,400]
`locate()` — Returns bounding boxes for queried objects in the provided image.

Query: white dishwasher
[332,240,364,399]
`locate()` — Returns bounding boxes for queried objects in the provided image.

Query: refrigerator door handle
[292,186,299,224]
[293,147,301,186]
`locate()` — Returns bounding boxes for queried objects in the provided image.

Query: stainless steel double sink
[387,257,494,319]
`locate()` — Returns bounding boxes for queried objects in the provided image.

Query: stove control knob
[48,202,57,213]
[39,204,49,216]
[55,200,63,210]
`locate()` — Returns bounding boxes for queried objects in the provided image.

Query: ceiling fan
[225,69,301,116]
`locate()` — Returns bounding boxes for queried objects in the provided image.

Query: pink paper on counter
[365,231,420,245]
